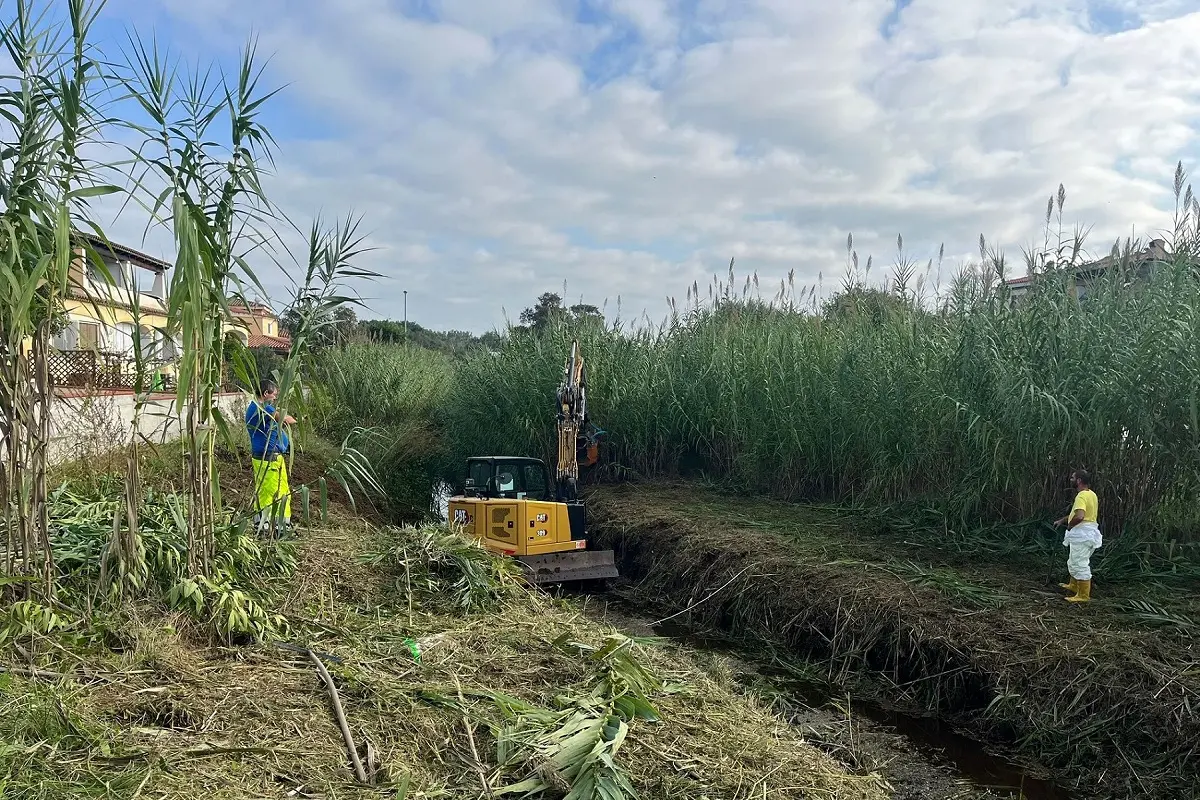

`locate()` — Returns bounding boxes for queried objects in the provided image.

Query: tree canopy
[517,292,604,332]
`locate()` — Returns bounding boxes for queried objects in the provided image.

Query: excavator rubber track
[515,549,620,584]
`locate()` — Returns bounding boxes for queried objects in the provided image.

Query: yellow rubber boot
[1065,579,1092,602]
[1059,578,1077,592]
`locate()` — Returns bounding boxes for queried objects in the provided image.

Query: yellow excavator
[447,340,618,584]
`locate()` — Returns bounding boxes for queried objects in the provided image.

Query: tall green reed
[118,34,384,566]
[118,32,289,574]
[441,173,1200,551]
[0,0,114,599]
[314,339,453,520]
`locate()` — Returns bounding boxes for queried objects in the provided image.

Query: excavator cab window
[468,461,491,495]
[467,459,552,501]
[521,463,549,500]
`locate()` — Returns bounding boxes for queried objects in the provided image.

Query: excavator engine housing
[448,456,618,584]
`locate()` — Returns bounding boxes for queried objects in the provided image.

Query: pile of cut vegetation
[0,473,890,799]
[586,482,1200,800]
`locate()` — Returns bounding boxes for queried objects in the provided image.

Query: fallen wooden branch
[0,664,68,680]
[455,677,493,798]
[307,649,369,784]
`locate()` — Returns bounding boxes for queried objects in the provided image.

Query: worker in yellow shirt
[1053,469,1102,602]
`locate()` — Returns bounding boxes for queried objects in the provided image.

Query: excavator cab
[463,457,553,501]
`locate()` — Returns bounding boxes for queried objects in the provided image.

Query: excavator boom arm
[555,340,597,500]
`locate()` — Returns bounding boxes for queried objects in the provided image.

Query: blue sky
[66,0,1200,332]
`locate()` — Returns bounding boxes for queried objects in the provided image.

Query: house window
[78,322,99,350]
[112,322,135,354]
[141,328,178,361]
[52,323,79,350]
[138,326,155,357]
[87,254,125,288]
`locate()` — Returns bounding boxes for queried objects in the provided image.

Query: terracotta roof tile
[246,332,291,351]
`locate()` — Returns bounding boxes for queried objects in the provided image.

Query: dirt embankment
[585,482,1200,800]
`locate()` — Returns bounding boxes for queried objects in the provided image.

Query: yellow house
[228,301,291,353]
[56,234,174,355]
[45,234,253,391]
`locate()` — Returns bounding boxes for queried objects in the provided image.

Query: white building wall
[42,391,248,466]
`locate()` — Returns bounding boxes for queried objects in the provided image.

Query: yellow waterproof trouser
[251,455,291,523]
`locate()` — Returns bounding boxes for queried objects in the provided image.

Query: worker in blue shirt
[245,379,296,534]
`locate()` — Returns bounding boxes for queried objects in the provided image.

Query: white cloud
[604,0,678,43]
[436,0,566,38]
[82,0,1200,331]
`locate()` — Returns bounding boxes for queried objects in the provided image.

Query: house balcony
[68,280,169,316]
[38,349,239,394]
[40,349,178,392]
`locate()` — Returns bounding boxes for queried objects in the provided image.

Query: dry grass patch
[3,508,890,800]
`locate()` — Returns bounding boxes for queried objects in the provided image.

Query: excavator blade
[515,549,619,584]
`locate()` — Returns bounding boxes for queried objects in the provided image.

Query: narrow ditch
[576,591,1072,800]
[653,617,1071,800]
[433,486,1076,798]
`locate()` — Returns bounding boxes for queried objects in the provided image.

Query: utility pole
[403,290,408,347]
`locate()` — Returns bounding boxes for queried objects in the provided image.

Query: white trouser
[1064,522,1102,581]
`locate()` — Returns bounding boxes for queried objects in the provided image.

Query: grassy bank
[3,449,898,799]
[585,481,1200,800]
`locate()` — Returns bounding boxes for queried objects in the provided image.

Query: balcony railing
[40,349,176,392]
[37,350,240,394]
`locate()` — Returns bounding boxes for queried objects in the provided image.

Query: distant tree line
[264,283,913,363]
[296,291,606,357]
[355,319,504,356]
[265,290,607,362]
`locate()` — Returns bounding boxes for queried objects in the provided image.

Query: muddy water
[849,701,1068,800]
[645,617,1072,800]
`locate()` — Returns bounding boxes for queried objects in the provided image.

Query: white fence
[44,390,248,466]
